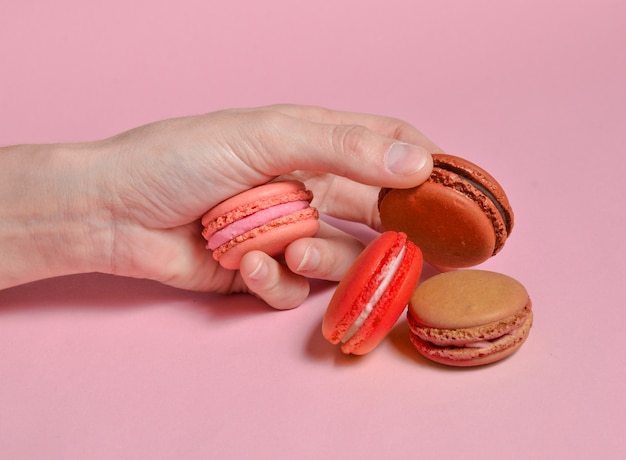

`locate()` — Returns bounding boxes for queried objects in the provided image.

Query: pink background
[2,0,625,458]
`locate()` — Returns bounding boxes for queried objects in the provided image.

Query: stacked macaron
[407,270,533,366]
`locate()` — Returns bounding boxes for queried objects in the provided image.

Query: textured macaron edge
[211,207,319,256]
[431,154,513,235]
[210,207,320,268]
[202,182,314,239]
[408,311,533,366]
[428,166,510,256]
[407,302,532,346]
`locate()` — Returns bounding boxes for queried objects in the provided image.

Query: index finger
[267,104,443,153]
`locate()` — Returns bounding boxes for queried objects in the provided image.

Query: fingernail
[297,245,321,272]
[386,143,429,175]
[248,259,269,281]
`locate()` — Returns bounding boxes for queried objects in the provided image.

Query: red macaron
[322,231,423,355]
[201,180,320,270]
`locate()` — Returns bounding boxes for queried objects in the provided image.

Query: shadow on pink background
[2,1,625,458]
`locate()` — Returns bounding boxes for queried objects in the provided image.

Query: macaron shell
[379,181,496,268]
[409,270,529,328]
[408,312,533,366]
[322,231,423,355]
[214,207,319,270]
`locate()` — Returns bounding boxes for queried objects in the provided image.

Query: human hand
[1,105,439,308]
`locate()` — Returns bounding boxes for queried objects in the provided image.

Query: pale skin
[0,104,439,309]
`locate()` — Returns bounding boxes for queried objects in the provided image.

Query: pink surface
[1,1,625,458]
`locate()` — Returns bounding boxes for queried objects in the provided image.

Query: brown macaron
[407,270,533,367]
[378,153,513,269]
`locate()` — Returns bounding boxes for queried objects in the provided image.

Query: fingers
[268,104,442,153]
[284,221,366,281]
[234,107,434,190]
[239,251,311,310]
[238,222,367,310]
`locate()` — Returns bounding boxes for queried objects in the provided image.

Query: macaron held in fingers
[322,231,423,355]
[407,270,533,367]
[202,180,319,270]
[378,153,513,269]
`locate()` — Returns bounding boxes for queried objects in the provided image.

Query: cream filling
[341,246,406,343]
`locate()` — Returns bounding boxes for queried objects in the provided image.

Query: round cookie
[202,181,319,270]
[378,153,513,269]
[323,231,423,355]
[407,270,533,366]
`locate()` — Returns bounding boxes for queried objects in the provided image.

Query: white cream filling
[341,245,406,343]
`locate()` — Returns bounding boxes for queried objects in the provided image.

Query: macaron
[322,231,423,355]
[407,270,533,366]
[201,180,319,270]
[378,153,513,269]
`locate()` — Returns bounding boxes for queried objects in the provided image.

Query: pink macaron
[407,270,533,366]
[322,231,423,355]
[201,180,320,270]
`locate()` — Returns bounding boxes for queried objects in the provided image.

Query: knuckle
[331,124,369,158]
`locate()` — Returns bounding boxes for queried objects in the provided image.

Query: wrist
[0,142,114,289]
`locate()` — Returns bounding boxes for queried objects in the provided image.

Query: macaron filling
[341,245,406,343]
[207,200,310,250]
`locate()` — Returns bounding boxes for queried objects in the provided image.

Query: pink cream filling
[207,200,310,250]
